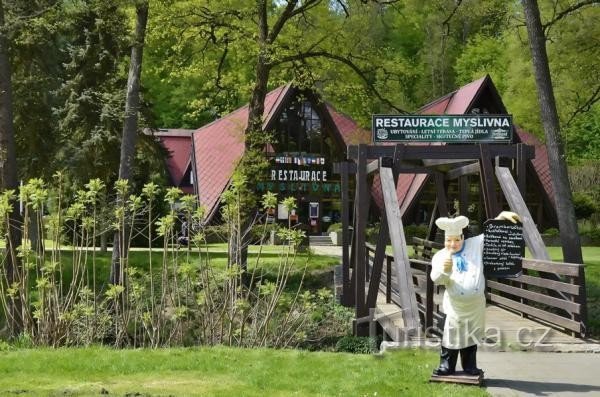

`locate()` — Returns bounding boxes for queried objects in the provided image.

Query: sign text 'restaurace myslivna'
[372,115,513,143]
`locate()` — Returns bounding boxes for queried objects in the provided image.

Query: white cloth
[430,234,485,349]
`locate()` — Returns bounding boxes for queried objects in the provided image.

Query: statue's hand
[495,211,521,224]
[443,254,453,273]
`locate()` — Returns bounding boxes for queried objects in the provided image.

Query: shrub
[543,227,560,237]
[335,336,378,354]
[573,192,598,220]
[404,224,428,240]
[327,223,342,233]
[582,228,600,244]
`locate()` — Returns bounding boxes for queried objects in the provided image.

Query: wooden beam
[366,159,379,174]
[434,172,449,217]
[354,144,369,326]
[495,166,550,260]
[426,200,439,241]
[446,162,480,180]
[348,144,535,161]
[339,162,352,307]
[517,143,527,196]
[479,144,499,218]
[380,166,420,331]
[423,158,471,167]
[365,207,390,310]
[459,175,469,217]
[365,145,405,310]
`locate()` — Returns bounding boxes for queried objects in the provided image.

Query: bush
[404,224,428,240]
[543,227,560,237]
[573,192,598,220]
[582,228,600,244]
[327,223,342,233]
[335,336,378,354]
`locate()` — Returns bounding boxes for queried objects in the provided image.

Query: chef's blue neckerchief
[452,242,467,273]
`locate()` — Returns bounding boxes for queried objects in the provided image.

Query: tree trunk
[521,0,583,264]
[244,0,270,148]
[110,1,149,284]
[245,57,270,149]
[0,0,23,332]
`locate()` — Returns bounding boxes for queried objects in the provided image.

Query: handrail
[366,238,588,338]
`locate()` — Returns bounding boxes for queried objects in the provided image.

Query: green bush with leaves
[0,176,342,349]
[335,336,378,354]
[327,223,342,233]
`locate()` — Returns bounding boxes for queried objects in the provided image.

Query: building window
[276,100,323,154]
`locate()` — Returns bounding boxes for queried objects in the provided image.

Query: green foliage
[543,227,559,237]
[335,336,377,354]
[573,192,598,221]
[0,177,342,349]
[327,223,342,233]
[404,224,428,240]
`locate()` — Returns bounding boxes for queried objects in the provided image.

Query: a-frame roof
[374,75,555,220]
[192,84,369,221]
[153,129,195,194]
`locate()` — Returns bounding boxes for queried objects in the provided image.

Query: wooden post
[577,265,588,337]
[459,175,469,217]
[386,256,392,304]
[434,172,449,217]
[517,143,527,197]
[479,144,499,218]
[380,166,419,331]
[354,144,368,335]
[365,147,405,311]
[340,162,352,307]
[426,262,434,329]
[365,208,389,309]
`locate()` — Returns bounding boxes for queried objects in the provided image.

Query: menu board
[483,219,525,278]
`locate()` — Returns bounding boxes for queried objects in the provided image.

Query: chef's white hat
[435,215,469,237]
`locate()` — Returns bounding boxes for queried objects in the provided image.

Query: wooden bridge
[334,143,589,350]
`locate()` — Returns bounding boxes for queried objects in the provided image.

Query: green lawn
[0,346,489,397]
[53,243,339,290]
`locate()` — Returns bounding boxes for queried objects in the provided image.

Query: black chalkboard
[483,219,525,278]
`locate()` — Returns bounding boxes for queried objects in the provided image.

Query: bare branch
[441,0,463,29]
[334,0,350,18]
[273,50,408,113]
[565,83,600,127]
[268,0,322,43]
[543,0,600,33]
[215,40,229,91]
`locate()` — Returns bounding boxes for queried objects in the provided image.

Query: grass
[0,346,489,396]
[53,243,339,291]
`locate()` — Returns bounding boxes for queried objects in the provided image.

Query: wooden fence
[365,238,588,338]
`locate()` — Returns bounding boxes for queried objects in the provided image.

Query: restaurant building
[156,75,558,235]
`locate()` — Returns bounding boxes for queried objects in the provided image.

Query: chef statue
[431,211,520,376]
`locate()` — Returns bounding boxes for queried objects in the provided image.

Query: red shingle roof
[193,85,290,219]
[154,129,194,190]
[393,75,556,218]
[515,127,555,205]
[327,105,371,146]
[419,76,487,115]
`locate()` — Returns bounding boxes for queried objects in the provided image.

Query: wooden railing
[365,239,445,332]
[366,238,588,338]
[487,258,587,337]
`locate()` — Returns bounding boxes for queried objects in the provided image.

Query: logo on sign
[376,128,388,140]
[492,128,508,139]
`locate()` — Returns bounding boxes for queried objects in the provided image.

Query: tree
[110,0,149,284]
[521,0,583,264]
[0,0,23,332]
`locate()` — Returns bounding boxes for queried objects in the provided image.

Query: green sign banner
[372,115,513,143]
